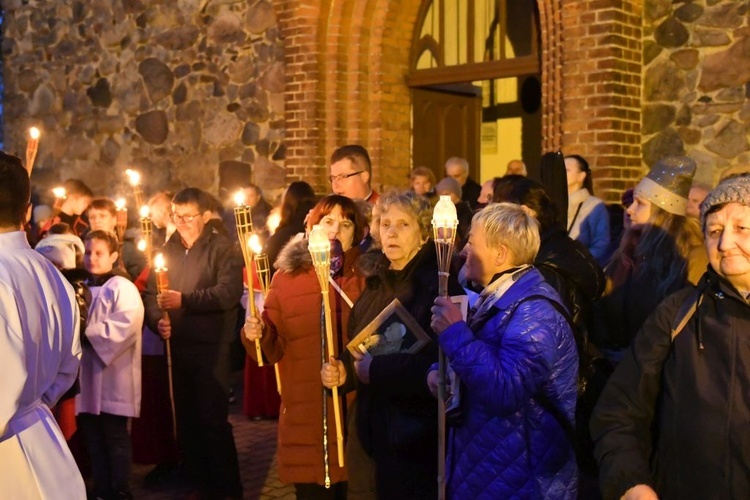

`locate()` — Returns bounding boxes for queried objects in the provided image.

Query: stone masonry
[3,0,285,204]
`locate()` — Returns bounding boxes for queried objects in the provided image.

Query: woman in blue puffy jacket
[430,203,579,500]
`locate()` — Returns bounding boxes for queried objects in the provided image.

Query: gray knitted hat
[700,174,750,228]
[634,156,697,216]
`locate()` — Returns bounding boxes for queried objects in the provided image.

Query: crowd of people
[3,143,750,500]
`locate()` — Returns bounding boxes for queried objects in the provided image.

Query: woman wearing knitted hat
[591,173,750,500]
[590,156,708,364]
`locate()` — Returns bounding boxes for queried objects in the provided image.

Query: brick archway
[276,0,641,200]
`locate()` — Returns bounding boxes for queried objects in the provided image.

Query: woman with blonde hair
[592,156,708,363]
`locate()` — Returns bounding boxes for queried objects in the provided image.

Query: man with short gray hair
[445,156,482,210]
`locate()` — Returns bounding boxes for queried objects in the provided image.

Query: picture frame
[347,298,431,357]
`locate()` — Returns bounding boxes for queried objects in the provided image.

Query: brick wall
[561,0,644,202]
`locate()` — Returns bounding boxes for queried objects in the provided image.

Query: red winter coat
[246,235,365,486]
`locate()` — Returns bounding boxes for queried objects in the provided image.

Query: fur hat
[700,174,750,228]
[634,156,697,216]
[35,233,84,270]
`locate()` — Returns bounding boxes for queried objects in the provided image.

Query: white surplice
[0,231,86,499]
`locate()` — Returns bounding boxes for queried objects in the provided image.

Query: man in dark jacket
[143,188,244,499]
[591,174,750,500]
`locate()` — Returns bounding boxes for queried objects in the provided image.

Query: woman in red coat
[244,195,367,499]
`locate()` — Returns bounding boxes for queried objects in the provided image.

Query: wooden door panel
[412,88,481,182]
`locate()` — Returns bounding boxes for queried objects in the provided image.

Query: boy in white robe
[0,152,86,499]
[76,230,144,499]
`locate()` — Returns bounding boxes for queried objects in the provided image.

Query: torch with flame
[308,225,345,475]
[125,169,144,209]
[139,205,153,268]
[233,190,264,366]
[26,127,41,175]
[431,195,459,500]
[249,234,282,393]
[154,253,177,438]
[115,198,128,242]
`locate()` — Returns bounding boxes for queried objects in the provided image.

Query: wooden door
[412,88,482,182]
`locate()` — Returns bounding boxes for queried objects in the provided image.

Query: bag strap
[567,202,584,234]
[670,288,703,341]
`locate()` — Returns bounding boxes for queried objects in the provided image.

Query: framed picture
[347,298,431,357]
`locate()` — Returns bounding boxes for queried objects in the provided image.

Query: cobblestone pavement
[131,403,294,500]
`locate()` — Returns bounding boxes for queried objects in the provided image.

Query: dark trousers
[77,412,131,497]
[172,341,242,497]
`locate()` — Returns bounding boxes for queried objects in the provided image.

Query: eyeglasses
[171,213,201,224]
[328,171,364,183]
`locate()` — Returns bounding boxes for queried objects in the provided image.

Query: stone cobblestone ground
[131,400,294,499]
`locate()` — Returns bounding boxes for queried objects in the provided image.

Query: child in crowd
[76,230,144,500]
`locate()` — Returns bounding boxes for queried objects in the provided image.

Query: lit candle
[139,205,153,268]
[115,198,128,241]
[51,186,65,209]
[137,239,147,253]
[25,127,41,174]
[233,189,246,207]
[125,168,144,208]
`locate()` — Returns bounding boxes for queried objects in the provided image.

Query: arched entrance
[409,0,543,182]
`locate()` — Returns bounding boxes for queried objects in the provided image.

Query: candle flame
[308,225,331,252]
[233,190,245,207]
[125,169,141,187]
[154,253,166,271]
[52,187,66,199]
[248,234,263,254]
[29,127,41,140]
[115,198,127,210]
[137,239,147,252]
[139,205,150,218]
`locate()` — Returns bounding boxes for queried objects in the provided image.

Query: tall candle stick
[154,253,177,439]
[25,127,41,175]
[249,234,281,394]
[115,198,128,242]
[125,169,144,209]
[139,205,153,268]
[309,225,345,471]
[431,195,459,500]
[233,190,264,366]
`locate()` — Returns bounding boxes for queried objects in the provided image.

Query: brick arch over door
[274,0,638,200]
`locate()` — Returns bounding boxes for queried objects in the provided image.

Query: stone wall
[2,0,285,203]
[643,0,750,186]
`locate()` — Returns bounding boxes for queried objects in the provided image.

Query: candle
[115,198,128,241]
[139,205,153,268]
[25,127,41,174]
[154,253,168,292]
[125,168,144,208]
[51,187,66,212]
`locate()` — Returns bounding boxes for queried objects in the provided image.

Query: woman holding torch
[321,190,462,499]
[243,195,367,499]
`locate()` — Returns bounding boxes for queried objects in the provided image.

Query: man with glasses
[143,187,244,499]
[329,144,379,204]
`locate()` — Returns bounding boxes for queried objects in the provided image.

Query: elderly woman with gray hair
[321,189,462,499]
[429,203,579,499]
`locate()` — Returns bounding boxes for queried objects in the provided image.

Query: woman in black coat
[322,190,462,499]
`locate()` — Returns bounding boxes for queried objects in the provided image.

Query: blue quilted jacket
[439,268,579,499]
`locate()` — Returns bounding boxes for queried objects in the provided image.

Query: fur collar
[274,233,312,273]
